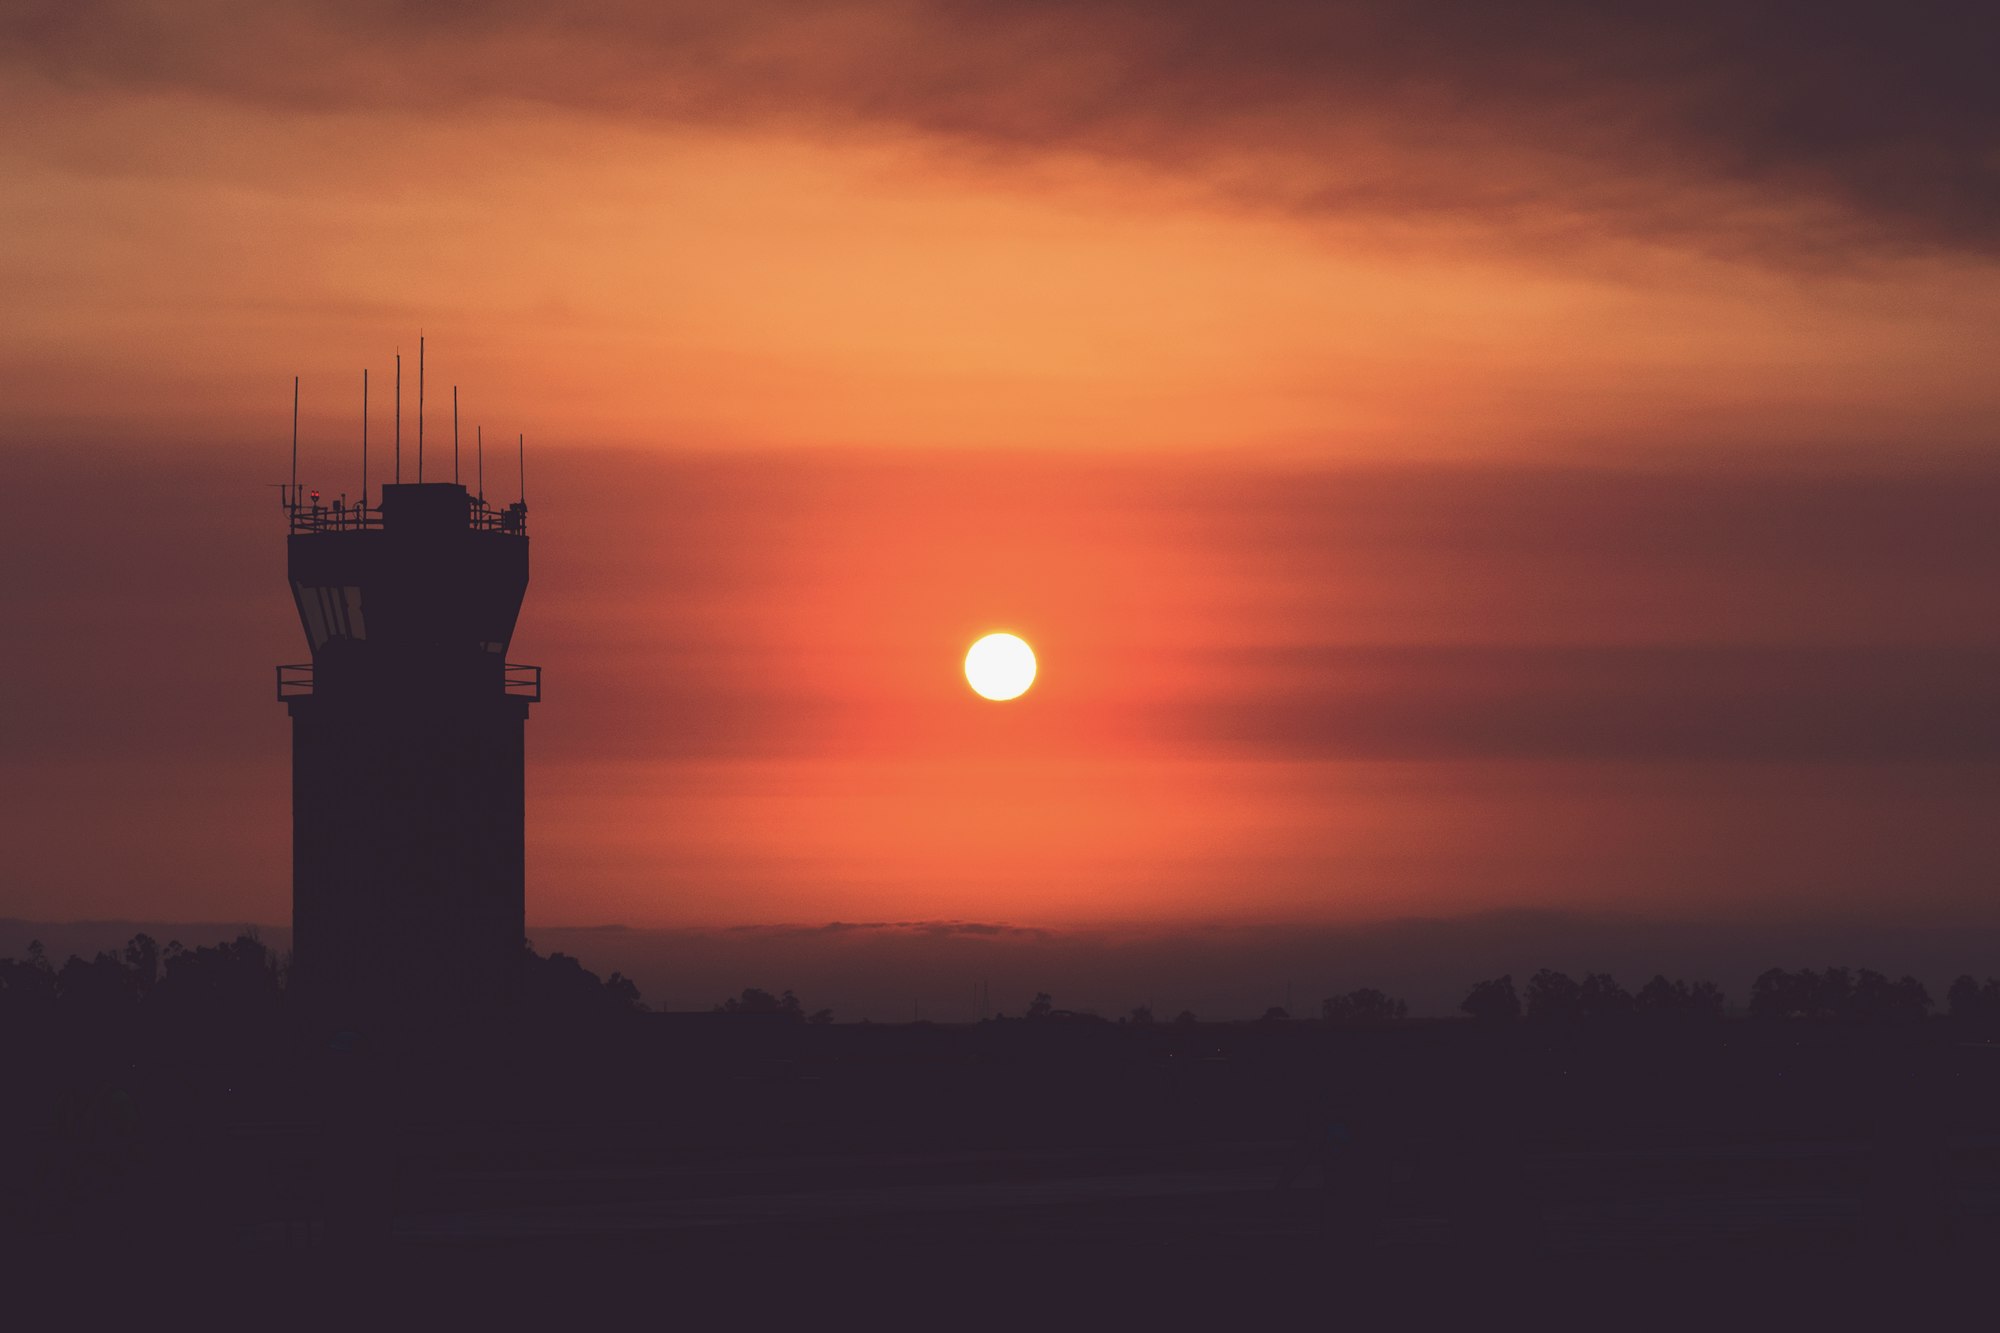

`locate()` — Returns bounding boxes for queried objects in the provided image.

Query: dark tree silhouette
[1749,967,1810,1020]
[1636,974,1680,1009]
[1946,975,2000,1030]
[602,972,643,1011]
[152,933,281,1024]
[521,946,648,1020]
[1688,980,1726,1016]
[712,987,826,1021]
[1321,988,1408,1024]
[1855,970,1930,1023]
[1461,975,1520,1022]
[1578,972,1633,1019]
[1128,1004,1155,1026]
[1524,969,1582,1020]
[1025,992,1054,1021]
[122,933,159,1000]
[0,932,651,1044]
[55,951,134,1027]
[0,940,59,1020]
[1749,967,1931,1023]
[1634,974,1727,1018]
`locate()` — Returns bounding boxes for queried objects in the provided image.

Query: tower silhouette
[279,479,537,1030]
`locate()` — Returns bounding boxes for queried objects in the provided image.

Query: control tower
[279,481,538,1031]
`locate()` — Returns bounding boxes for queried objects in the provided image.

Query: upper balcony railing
[283,492,527,536]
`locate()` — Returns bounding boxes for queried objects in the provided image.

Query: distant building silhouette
[279,481,537,1029]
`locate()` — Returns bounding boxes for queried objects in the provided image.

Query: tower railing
[285,498,528,535]
[286,505,382,534]
[277,663,315,699]
[276,661,542,701]
[503,664,542,702]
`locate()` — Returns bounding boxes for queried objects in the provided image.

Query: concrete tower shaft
[280,481,538,1030]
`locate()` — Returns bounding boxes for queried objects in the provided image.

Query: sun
[964,632,1036,701]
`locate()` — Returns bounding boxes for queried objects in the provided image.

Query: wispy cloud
[6,1,1995,262]
[727,920,1053,940]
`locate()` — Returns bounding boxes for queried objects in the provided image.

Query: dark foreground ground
[8,1016,1999,1314]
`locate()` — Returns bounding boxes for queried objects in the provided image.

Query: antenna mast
[290,375,299,508]
[477,426,484,501]
[518,433,526,506]
[453,386,460,484]
[417,334,425,483]
[361,368,369,507]
[394,351,402,484]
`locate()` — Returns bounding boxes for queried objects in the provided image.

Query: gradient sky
[3,3,1997,999]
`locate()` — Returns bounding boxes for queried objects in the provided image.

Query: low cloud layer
[726,920,1053,941]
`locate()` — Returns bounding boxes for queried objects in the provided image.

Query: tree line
[992,968,2000,1029]
[1456,966,2000,1027]
[11,936,2000,1031]
[0,933,647,1029]
[712,986,834,1023]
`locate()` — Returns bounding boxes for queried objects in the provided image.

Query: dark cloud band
[7,0,1996,260]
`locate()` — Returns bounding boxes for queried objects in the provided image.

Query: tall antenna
[477,426,484,501]
[518,432,526,506]
[290,375,299,506]
[452,386,460,484]
[417,334,425,483]
[394,351,402,484]
[361,368,369,507]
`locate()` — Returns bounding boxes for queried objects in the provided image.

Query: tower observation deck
[280,481,538,1030]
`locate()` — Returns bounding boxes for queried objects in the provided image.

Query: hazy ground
[9,1019,1979,1313]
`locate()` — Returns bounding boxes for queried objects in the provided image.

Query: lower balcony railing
[275,662,542,702]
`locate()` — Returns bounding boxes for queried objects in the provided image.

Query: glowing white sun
[964,632,1036,701]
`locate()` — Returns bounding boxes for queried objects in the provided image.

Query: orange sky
[2,2,1997,952]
